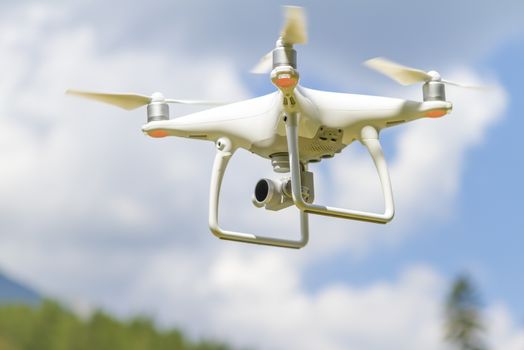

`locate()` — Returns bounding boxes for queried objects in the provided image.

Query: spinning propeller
[66,90,226,110]
[251,6,307,74]
[364,57,483,89]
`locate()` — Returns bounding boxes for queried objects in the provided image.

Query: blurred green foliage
[445,274,487,350]
[0,299,231,350]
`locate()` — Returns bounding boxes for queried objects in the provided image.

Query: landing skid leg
[208,137,309,249]
[285,112,395,223]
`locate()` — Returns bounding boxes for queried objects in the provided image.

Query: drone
[68,6,479,249]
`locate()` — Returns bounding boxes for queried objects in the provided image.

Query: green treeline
[0,300,231,350]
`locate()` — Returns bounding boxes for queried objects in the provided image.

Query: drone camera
[252,171,315,211]
[252,178,294,211]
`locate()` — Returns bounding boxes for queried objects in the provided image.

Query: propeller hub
[151,92,165,102]
[427,70,441,81]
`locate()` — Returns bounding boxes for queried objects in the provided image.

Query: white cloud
[129,249,524,350]
[0,2,250,292]
[487,303,524,350]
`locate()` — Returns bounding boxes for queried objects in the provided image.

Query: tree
[445,274,488,350]
[0,299,232,350]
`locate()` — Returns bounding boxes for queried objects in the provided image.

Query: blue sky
[0,1,523,349]
[292,3,524,314]
[306,34,524,311]
[304,35,524,322]
[347,37,524,308]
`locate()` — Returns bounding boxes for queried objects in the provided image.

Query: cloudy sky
[0,0,523,349]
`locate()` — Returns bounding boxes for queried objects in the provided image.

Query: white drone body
[68,6,479,249]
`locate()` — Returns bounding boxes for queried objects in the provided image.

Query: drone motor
[147,101,170,122]
[273,38,297,70]
[423,81,446,102]
[146,92,170,122]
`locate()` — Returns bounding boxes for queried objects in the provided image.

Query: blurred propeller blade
[250,51,274,74]
[281,6,307,45]
[250,6,307,74]
[66,90,152,110]
[164,98,231,106]
[364,58,488,89]
[67,90,231,110]
[364,57,432,85]
[441,79,486,90]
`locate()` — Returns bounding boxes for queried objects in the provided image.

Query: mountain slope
[0,272,41,304]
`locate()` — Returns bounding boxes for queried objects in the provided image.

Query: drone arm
[208,137,309,249]
[285,113,394,223]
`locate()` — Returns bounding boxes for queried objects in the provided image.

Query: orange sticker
[275,77,297,89]
[148,130,169,138]
[425,109,447,118]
